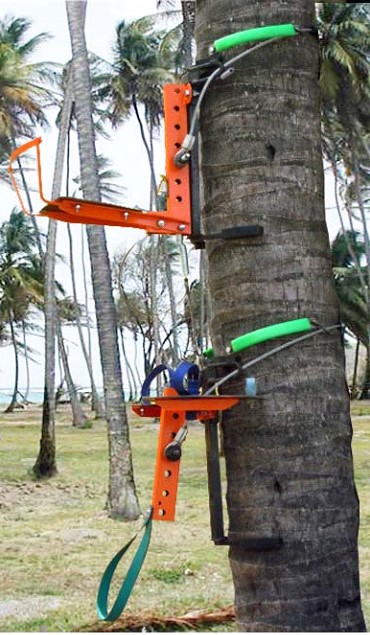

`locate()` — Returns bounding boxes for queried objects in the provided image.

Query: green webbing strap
[213,23,297,52]
[97,506,153,622]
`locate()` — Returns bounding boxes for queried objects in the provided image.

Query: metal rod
[204,417,228,545]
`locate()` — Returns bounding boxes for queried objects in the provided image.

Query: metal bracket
[8,84,194,238]
[204,415,283,550]
[132,390,240,521]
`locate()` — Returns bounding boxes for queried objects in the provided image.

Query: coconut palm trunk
[56,321,88,427]
[196,0,365,631]
[66,0,140,520]
[4,315,19,413]
[33,66,74,478]
[67,223,105,418]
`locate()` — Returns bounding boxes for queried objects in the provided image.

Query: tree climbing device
[9,22,329,623]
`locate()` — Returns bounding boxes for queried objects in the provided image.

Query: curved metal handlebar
[8,137,50,215]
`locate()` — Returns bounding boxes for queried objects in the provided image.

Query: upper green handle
[213,23,297,53]
[203,318,312,358]
[231,318,312,353]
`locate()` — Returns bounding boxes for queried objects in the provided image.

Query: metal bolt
[178,224,186,231]
[185,89,190,96]
[124,212,129,220]
[164,470,171,477]
[162,490,169,497]
[157,219,165,227]
[75,205,81,212]
[158,509,165,516]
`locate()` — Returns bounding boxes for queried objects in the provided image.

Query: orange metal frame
[8,84,193,236]
[132,391,240,521]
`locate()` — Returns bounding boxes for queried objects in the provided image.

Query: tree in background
[66,0,140,520]
[319,2,370,396]
[0,209,43,412]
[196,0,365,629]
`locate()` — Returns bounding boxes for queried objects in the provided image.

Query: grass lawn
[0,402,369,631]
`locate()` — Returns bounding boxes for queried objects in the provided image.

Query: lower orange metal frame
[132,390,240,521]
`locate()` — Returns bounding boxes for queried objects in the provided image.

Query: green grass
[0,403,369,631]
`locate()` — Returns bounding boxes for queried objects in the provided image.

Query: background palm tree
[0,209,43,412]
[318,2,370,399]
[0,15,55,148]
[66,0,140,520]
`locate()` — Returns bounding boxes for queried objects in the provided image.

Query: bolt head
[157,219,165,227]
[178,224,186,231]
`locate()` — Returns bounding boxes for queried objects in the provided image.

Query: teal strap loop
[97,507,153,622]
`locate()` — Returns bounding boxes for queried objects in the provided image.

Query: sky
[0,0,163,395]
[0,1,344,397]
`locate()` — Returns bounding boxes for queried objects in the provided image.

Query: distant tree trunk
[67,222,105,418]
[81,224,96,408]
[196,0,365,630]
[119,327,136,402]
[33,217,58,477]
[350,337,359,399]
[161,236,180,364]
[33,63,74,478]
[66,0,140,520]
[22,320,30,402]
[56,321,88,427]
[4,317,19,413]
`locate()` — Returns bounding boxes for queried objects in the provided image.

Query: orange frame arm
[8,84,194,237]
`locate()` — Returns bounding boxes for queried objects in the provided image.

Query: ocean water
[0,389,45,404]
[0,387,134,405]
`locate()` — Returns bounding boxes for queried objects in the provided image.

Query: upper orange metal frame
[8,84,193,236]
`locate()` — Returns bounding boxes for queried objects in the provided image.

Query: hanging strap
[97,507,153,622]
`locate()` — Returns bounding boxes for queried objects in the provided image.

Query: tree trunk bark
[4,317,19,413]
[196,0,365,630]
[56,320,88,427]
[34,60,74,478]
[66,0,140,520]
[67,222,105,418]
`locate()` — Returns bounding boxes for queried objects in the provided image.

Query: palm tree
[196,0,365,630]
[332,230,368,344]
[318,3,370,400]
[33,62,75,478]
[66,0,140,520]
[0,209,43,412]
[107,17,174,203]
[55,297,89,428]
[0,15,55,146]
[156,0,195,68]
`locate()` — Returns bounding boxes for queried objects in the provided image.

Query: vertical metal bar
[187,95,202,246]
[204,417,228,544]
[151,387,185,521]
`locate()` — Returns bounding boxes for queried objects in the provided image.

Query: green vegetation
[0,403,369,631]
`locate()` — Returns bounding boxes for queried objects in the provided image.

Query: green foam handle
[231,318,312,354]
[203,317,312,358]
[213,23,297,53]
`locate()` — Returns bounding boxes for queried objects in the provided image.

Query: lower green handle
[213,23,297,53]
[203,318,312,358]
